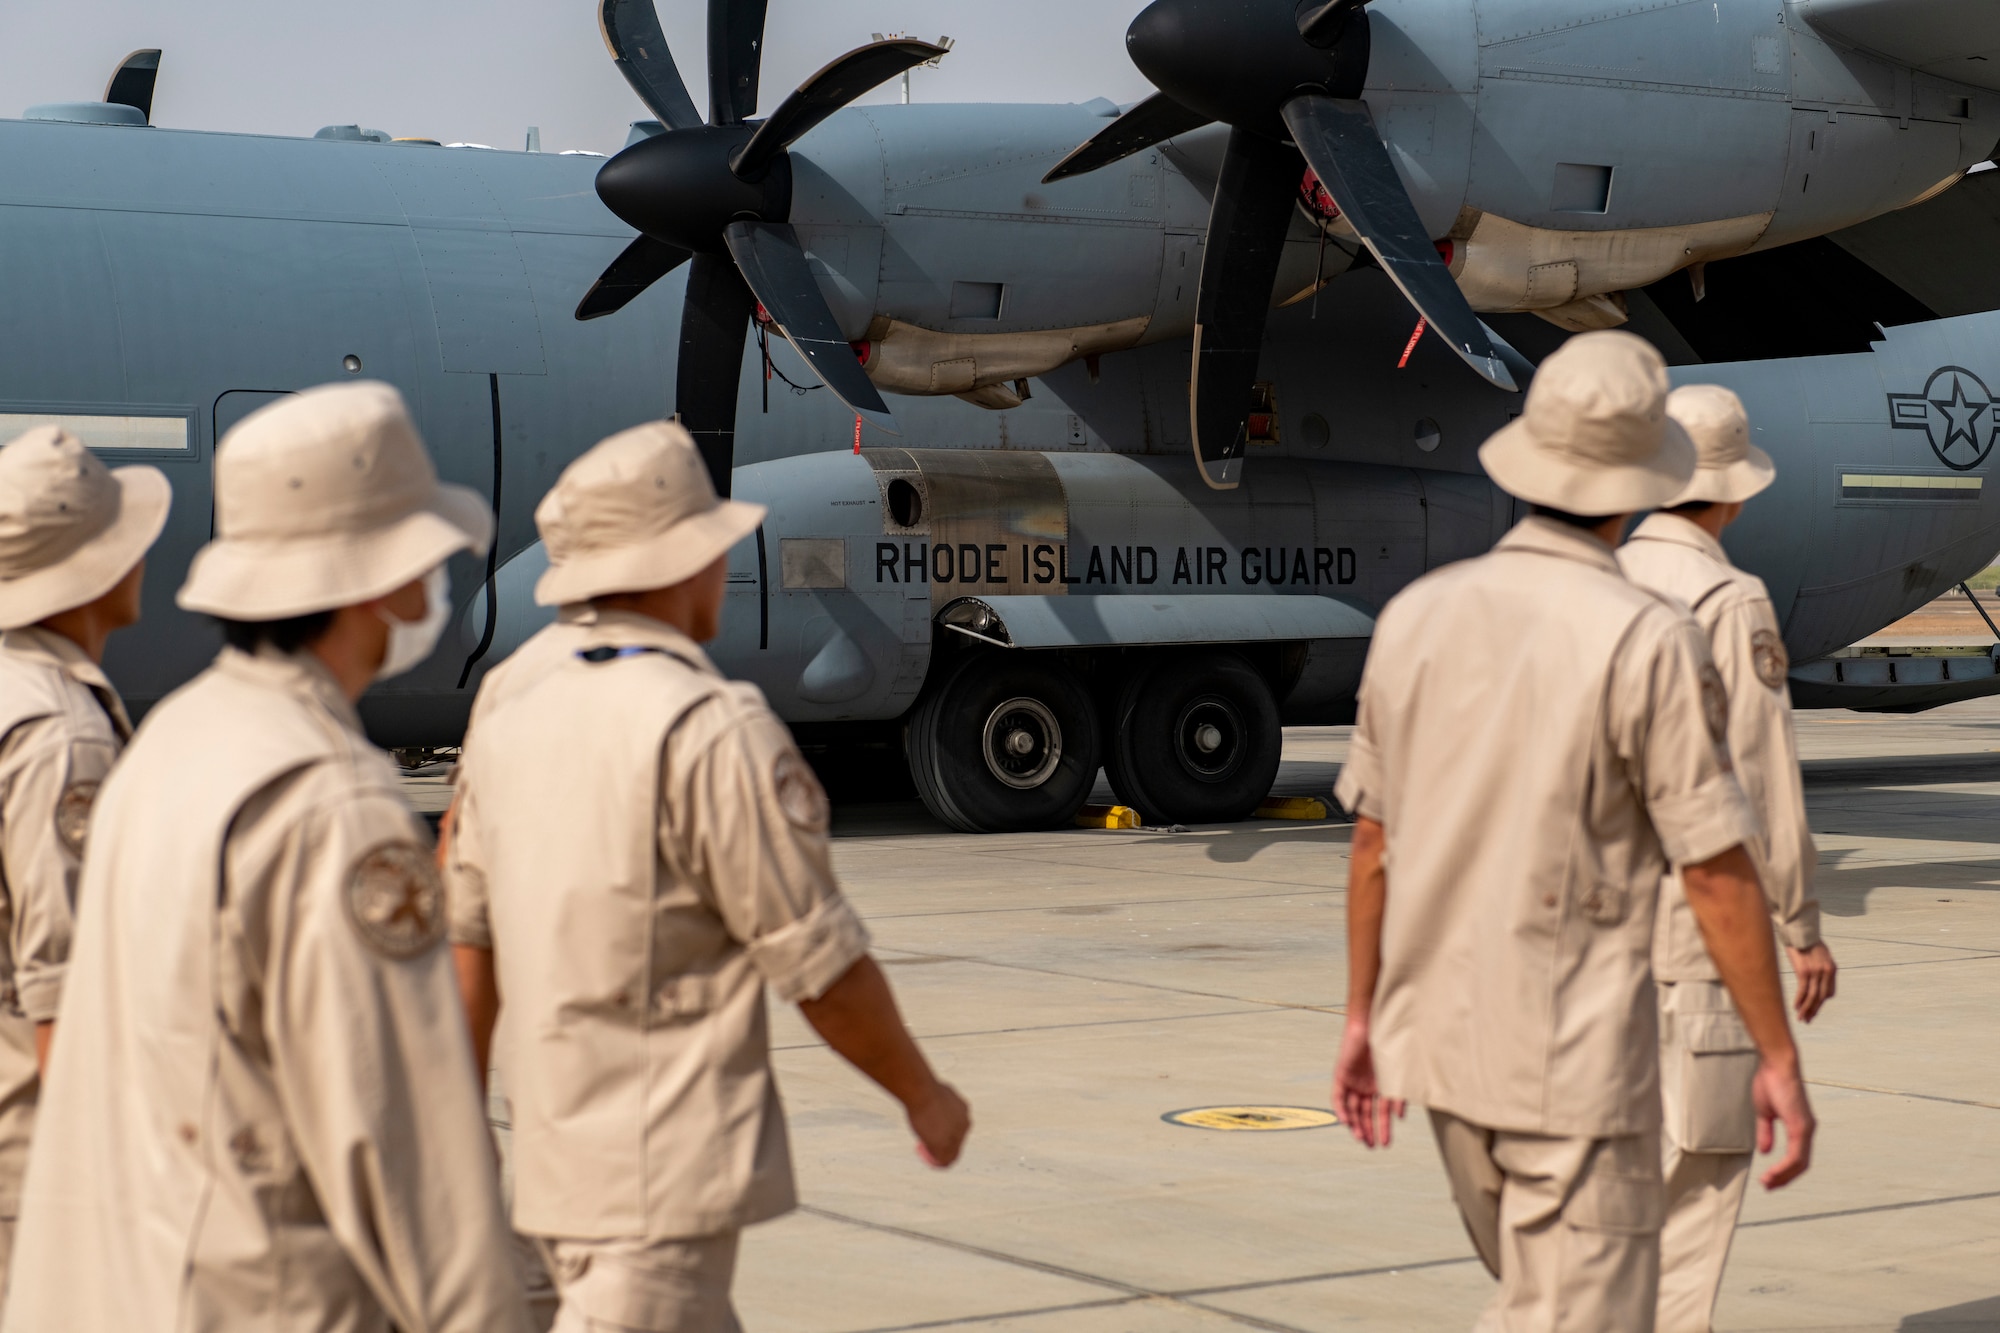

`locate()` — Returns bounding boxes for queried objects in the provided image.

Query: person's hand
[1333,1015,1405,1148]
[907,1080,970,1168]
[1753,1054,1815,1189]
[1786,943,1837,1023]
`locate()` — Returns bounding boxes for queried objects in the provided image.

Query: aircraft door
[211,392,294,535]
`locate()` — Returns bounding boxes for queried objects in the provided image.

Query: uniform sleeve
[665,697,870,1003]
[442,766,493,950]
[1332,667,1386,822]
[1613,611,1759,868]
[1710,595,1822,949]
[246,783,529,1333]
[0,719,117,1022]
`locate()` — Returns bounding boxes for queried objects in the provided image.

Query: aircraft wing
[1795,0,2000,93]
[1827,168,2000,318]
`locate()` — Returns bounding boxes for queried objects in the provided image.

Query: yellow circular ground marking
[1162,1105,1339,1132]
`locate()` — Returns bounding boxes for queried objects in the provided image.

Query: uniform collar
[1626,511,1732,567]
[214,644,366,736]
[576,608,721,677]
[1495,515,1625,575]
[0,625,131,737]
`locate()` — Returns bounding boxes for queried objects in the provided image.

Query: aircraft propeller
[1046,0,1521,489]
[577,0,946,492]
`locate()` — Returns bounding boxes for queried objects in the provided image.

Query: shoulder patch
[1750,628,1789,691]
[772,751,831,832]
[55,779,99,857]
[345,842,446,960]
[1698,663,1731,762]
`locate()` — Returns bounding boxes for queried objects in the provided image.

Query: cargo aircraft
[5,0,2000,832]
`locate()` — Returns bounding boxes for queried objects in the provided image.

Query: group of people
[0,383,967,1332]
[0,329,1833,1332]
[1334,330,1837,1331]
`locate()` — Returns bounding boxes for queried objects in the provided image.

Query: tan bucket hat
[0,427,170,630]
[533,421,766,606]
[1662,383,1775,506]
[178,382,493,619]
[1479,330,1696,515]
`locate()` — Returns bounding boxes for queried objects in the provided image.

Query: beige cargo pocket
[1671,1009,1759,1154]
[1563,1134,1665,1235]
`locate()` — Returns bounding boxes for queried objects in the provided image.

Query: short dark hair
[1665,500,1717,516]
[1530,504,1617,530]
[215,611,336,656]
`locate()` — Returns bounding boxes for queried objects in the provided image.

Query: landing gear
[1105,651,1281,826]
[905,653,1102,833]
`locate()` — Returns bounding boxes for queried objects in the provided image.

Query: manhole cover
[1162,1105,1339,1132]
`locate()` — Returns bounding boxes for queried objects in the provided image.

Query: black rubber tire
[1104,652,1281,826]
[903,652,1101,833]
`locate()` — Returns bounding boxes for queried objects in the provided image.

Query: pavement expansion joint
[1803,1078,2000,1112]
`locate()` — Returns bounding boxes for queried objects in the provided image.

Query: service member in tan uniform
[0,428,167,1288]
[448,423,971,1333]
[1618,384,1838,1333]
[2,384,530,1333]
[1332,333,1817,1331]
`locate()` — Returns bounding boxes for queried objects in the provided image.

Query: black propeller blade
[1042,91,1212,185]
[676,254,759,496]
[600,0,703,131]
[103,49,160,124]
[1282,96,1514,392]
[707,0,769,124]
[1047,0,1528,484]
[734,40,949,180]
[575,235,692,321]
[583,0,947,491]
[1190,130,1304,490]
[725,221,897,434]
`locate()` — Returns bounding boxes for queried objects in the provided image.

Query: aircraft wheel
[904,652,1101,833]
[1105,652,1281,825]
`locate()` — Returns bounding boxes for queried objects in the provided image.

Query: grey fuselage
[2,51,1996,741]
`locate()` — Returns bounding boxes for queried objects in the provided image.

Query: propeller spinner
[577,0,945,493]
[1048,0,1520,489]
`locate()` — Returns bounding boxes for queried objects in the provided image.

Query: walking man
[0,427,167,1291]
[447,422,971,1333]
[1332,332,1816,1330]
[1619,383,1837,1332]
[3,384,530,1332]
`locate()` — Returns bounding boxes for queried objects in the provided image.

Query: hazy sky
[0,1,1156,153]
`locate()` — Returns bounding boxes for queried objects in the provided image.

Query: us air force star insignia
[1750,628,1789,691]
[55,780,100,856]
[345,842,445,960]
[1888,366,1999,471]
[773,751,831,832]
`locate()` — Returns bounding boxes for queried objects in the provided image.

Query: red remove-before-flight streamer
[1398,317,1428,368]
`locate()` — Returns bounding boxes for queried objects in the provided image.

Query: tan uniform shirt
[1619,513,1822,980]
[3,647,527,1333]
[0,627,130,1024]
[448,610,869,1242]
[0,628,128,1224]
[1335,517,1757,1137]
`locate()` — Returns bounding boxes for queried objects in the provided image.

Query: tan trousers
[0,1010,39,1309]
[1656,980,1757,1333]
[1430,1110,1664,1332]
[540,1232,742,1333]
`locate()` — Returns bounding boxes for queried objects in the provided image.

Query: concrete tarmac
[729,701,2000,1332]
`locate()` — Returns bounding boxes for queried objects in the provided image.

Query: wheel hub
[1174,696,1244,781]
[982,697,1064,790]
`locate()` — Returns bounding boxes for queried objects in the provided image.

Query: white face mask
[375,565,451,681]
